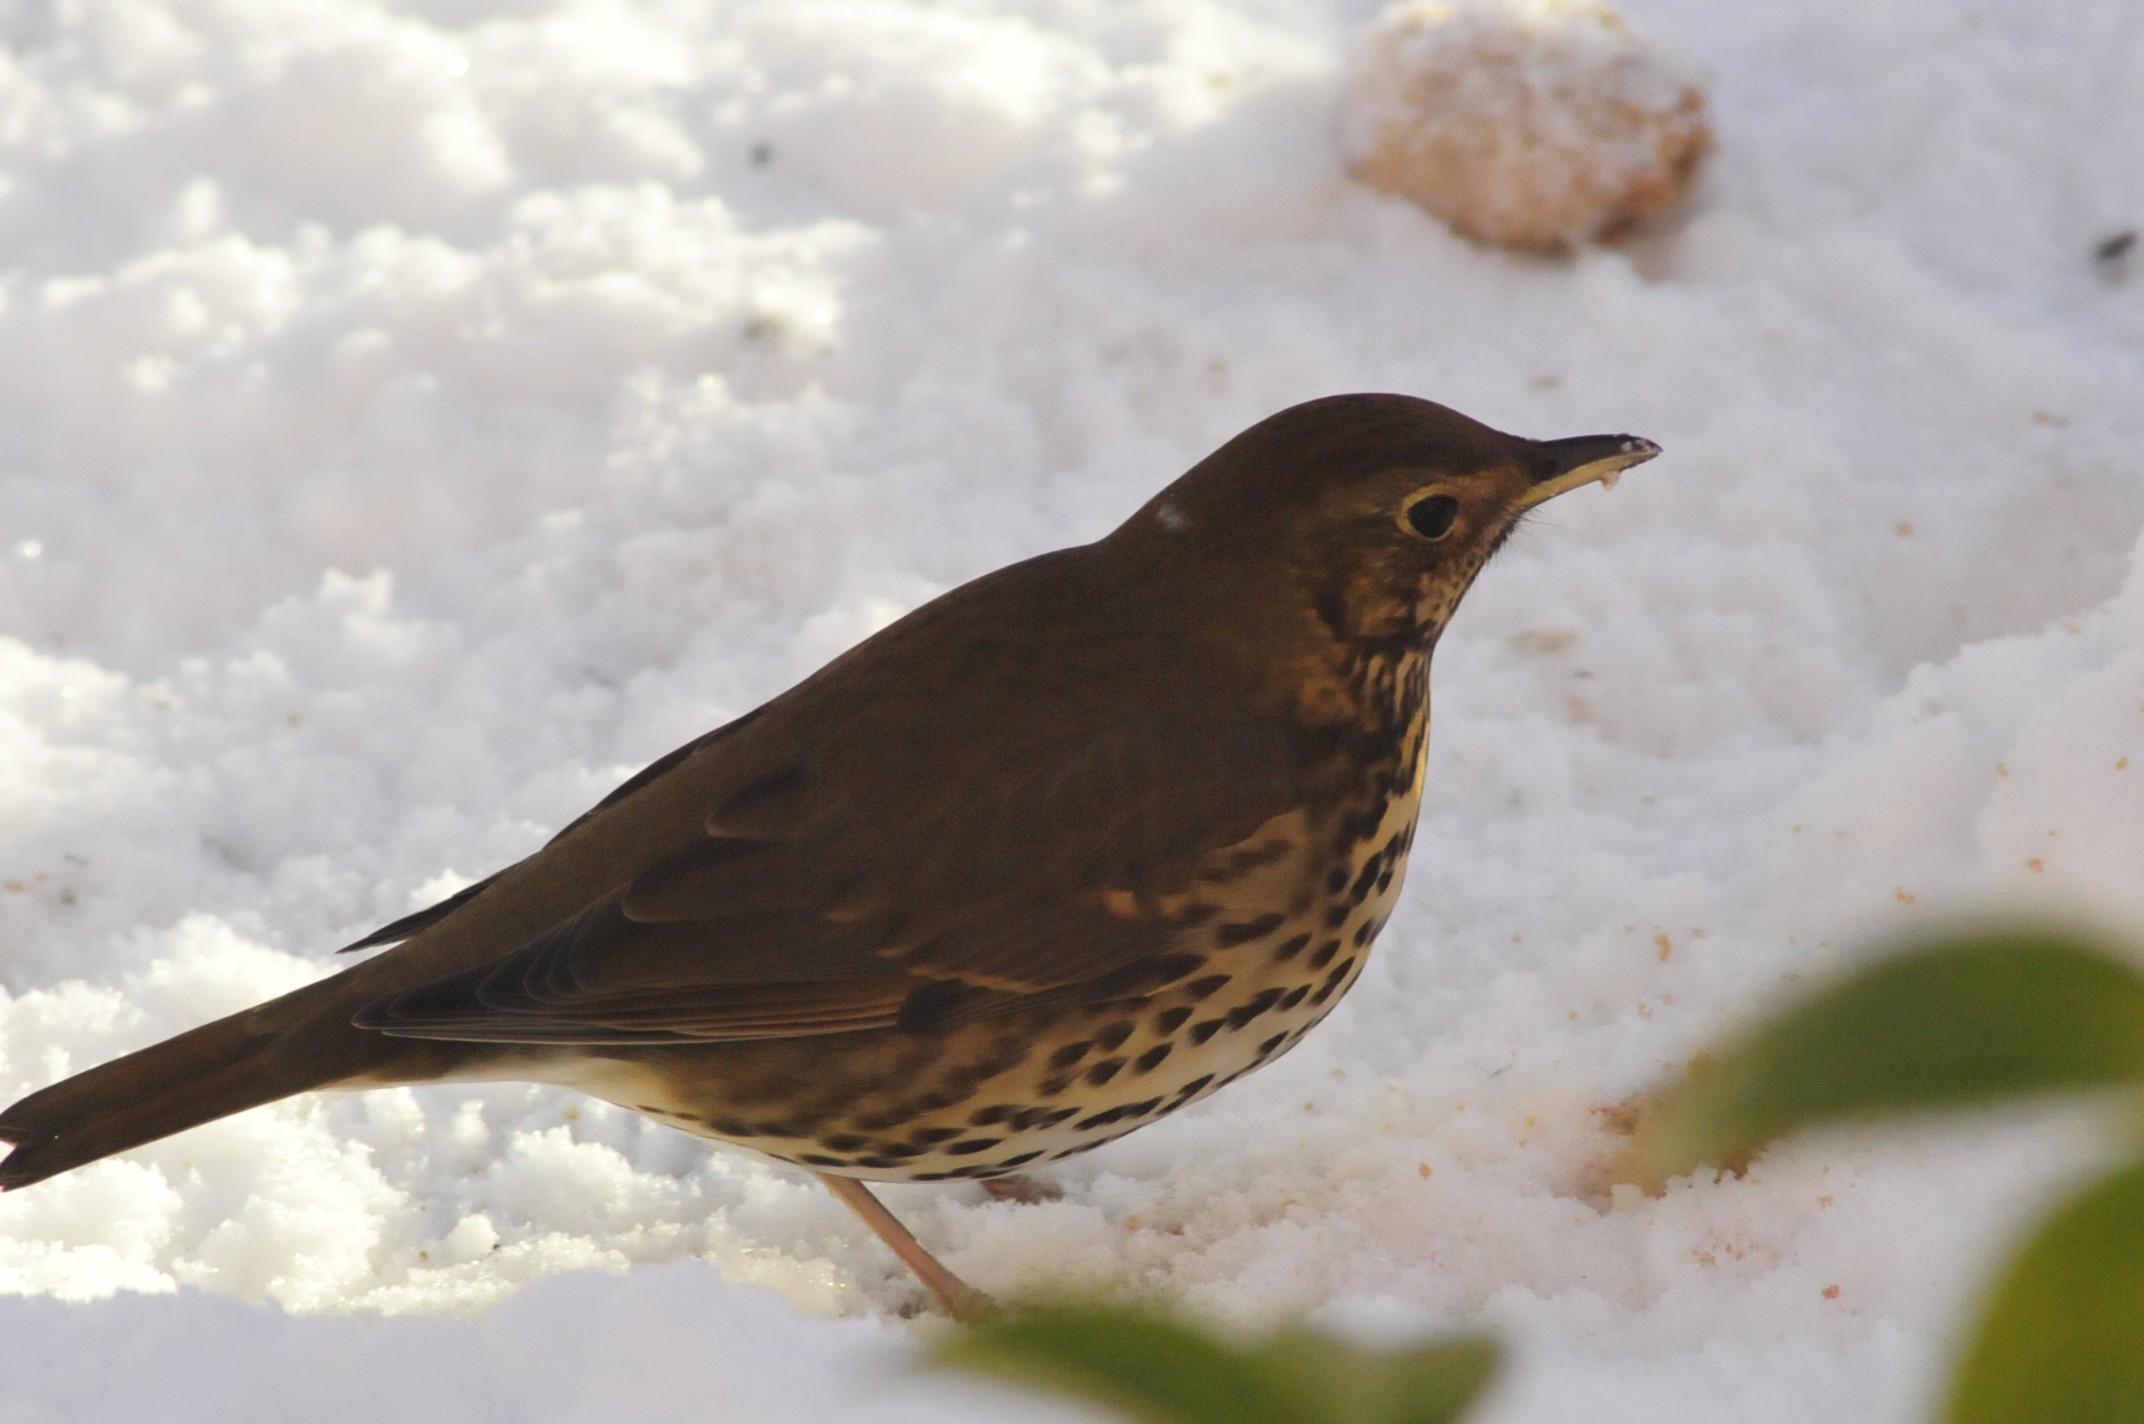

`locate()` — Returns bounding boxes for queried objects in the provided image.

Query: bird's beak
[1517,433,1662,508]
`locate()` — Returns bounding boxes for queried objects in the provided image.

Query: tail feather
[0,999,349,1190]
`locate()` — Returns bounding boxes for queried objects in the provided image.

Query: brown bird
[0,394,1655,1318]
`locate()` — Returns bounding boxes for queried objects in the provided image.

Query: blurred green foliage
[930,1300,1498,1424]
[1631,924,2144,1424]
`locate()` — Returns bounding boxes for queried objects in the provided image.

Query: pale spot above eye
[1155,502,1192,532]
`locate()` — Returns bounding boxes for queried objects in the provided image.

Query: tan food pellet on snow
[1342,0,1713,253]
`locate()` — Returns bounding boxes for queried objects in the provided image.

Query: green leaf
[933,1303,1302,1424]
[928,1300,1499,1424]
[1948,1154,2144,1424]
[1256,1329,1499,1424]
[1628,927,2144,1185]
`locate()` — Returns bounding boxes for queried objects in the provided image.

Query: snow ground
[0,0,2139,1419]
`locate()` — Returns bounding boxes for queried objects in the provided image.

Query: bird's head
[1119,393,1659,653]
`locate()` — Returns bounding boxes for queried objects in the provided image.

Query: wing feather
[350,546,1325,1046]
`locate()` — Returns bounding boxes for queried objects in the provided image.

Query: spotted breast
[564,647,1432,1184]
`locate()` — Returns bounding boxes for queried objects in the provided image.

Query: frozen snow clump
[1342,0,1712,252]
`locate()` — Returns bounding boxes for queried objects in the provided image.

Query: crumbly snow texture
[1343,0,1712,251]
[0,0,2139,1420]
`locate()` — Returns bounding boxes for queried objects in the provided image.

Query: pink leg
[813,1172,994,1321]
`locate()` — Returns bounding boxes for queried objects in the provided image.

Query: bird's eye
[1405,494,1460,540]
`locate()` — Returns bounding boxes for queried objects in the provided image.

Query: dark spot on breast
[1327,957,1357,985]
[1226,987,1286,1029]
[911,1171,951,1181]
[1215,912,1285,947]
[1152,1005,1193,1035]
[1323,905,1350,929]
[1354,920,1379,947]
[912,1126,963,1144]
[1094,1020,1135,1052]
[855,1155,905,1169]
[1085,1057,1126,1086]
[1325,866,1349,894]
[1133,1042,1173,1074]
[969,1104,1015,1127]
[709,1117,755,1138]
[947,1138,1003,1156]
[1036,1106,1079,1129]
[1184,975,1231,1001]
[1172,1073,1215,1101]
[1376,870,1393,894]
[1255,1032,1288,1059]
[1271,933,1311,963]
[1308,939,1341,970]
[853,1106,919,1131]
[997,1151,1043,1169]
[799,1153,845,1166]
[1279,984,1309,1010]
[1075,1096,1164,1131]
[1349,858,1381,904]
[1038,1075,1073,1098]
[1189,1018,1224,1046]
[1335,806,1383,850]
[823,1134,868,1152]
[1049,1040,1092,1070]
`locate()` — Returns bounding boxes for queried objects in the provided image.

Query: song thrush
[0,394,1656,1318]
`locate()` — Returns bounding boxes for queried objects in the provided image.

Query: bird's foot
[979,1173,1062,1205]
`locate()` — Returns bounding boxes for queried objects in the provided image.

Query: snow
[1341,0,1713,251]
[0,0,2139,1419]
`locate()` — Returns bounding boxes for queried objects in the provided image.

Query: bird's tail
[0,985,358,1190]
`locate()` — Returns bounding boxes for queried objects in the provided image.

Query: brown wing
[354,715,1307,1043]
[336,716,757,954]
[353,546,1321,1045]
